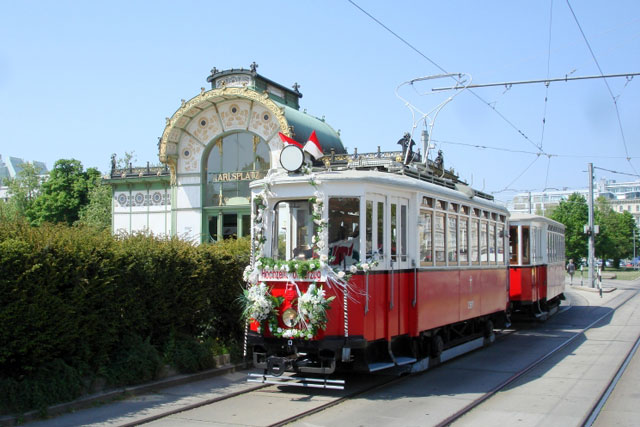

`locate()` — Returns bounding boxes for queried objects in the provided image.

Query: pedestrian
[567,259,576,285]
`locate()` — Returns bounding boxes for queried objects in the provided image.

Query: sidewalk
[565,276,617,294]
[1,363,260,427]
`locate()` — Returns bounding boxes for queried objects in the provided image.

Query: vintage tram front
[243,156,512,377]
[508,213,566,319]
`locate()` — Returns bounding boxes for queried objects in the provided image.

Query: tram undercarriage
[249,312,506,379]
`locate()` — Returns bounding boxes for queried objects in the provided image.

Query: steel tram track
[582,331,640,426]
[133,291,621,427]
[131,328,514,426]
[434,288,640,427]
[127,383,271,427]
[267,328,518,427]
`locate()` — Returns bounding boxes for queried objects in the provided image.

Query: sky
[1,0,639,204]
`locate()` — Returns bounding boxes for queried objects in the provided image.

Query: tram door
[365,195,386,339]
[388,197,409,338]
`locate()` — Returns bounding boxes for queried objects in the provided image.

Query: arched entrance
[202,131,270,241]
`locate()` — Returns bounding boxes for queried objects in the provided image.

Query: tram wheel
[484,319,494,339]
[431,335,444,358]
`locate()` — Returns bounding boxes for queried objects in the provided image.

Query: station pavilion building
[107,65,345,243]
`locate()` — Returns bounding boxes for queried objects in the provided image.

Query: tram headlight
[282,308,298,328]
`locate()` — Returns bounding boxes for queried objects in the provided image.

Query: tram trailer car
[508,213,566,319]
[245,163,511,376]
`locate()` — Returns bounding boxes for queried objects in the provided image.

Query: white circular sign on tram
[280,145,304,172]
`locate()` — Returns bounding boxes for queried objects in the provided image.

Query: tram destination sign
[208,171,264,182]
[259,269,326,282]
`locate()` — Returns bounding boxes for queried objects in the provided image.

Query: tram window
[435,213,446,265]
[497,224,505,264]
[377,202,385,259]
[391,203,397,259]
[447,215,458,263]
[366,201,373,258]
[480,221,488,263]
[419,210,433,266]
[471,219,479,264]
[328,198,360,269]
[521,226,530,264]
[489,223,496,264]
[365,199,384,264]
[272,201,316,261]
[509,226,518,264]
[400,204,407,262]
[460,218,469,263]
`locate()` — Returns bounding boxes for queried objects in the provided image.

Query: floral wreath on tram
[240,169,374,340]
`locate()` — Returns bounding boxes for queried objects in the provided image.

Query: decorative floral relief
[114,192,170,207]
[249,105,279,139]
[179,137,204,173]
[219,100,249,130]
[190,109,222,144]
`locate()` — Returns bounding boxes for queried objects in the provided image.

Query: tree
[550,193,588,262]
[76,183,112,230]
[595,198,636,267]
[1,162,44,221]
[29,159,101,226]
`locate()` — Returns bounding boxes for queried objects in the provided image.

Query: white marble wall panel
[113,214,130,234]
[131,213,148,232]
[217,99,250,132]
[148,212,169,236]
[176,175,201,186]
[176,184,201,210]
[176,209,201,243]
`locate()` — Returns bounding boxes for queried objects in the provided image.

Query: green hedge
[0,220,250,414]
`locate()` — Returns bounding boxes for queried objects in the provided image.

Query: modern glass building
[508,178,640,226]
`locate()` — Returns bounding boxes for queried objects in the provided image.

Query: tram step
[394,357,417,366]
[368,362,396,372]
[247,373,345,390]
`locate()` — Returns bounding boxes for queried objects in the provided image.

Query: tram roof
[252,168,508,214]
[508,212,565,229]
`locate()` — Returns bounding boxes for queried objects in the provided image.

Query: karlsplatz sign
[209,171,264,182]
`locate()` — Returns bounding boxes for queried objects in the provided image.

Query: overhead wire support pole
[431,72,640,92]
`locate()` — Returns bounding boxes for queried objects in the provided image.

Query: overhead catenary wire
[539,0,554,151]
[494,155,542,194]
[432,138,640,160]
[566,0,638,176]
[593,166,640,179]
[347,0,543,154]
[431,72,640,92]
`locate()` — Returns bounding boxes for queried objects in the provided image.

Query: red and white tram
[508,213,566,319]
[243,152,511,378]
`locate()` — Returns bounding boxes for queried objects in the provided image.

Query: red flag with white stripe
[303,130,323,160]
[278,132,302,148]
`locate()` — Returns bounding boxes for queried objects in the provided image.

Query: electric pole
[585,163,598,288]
